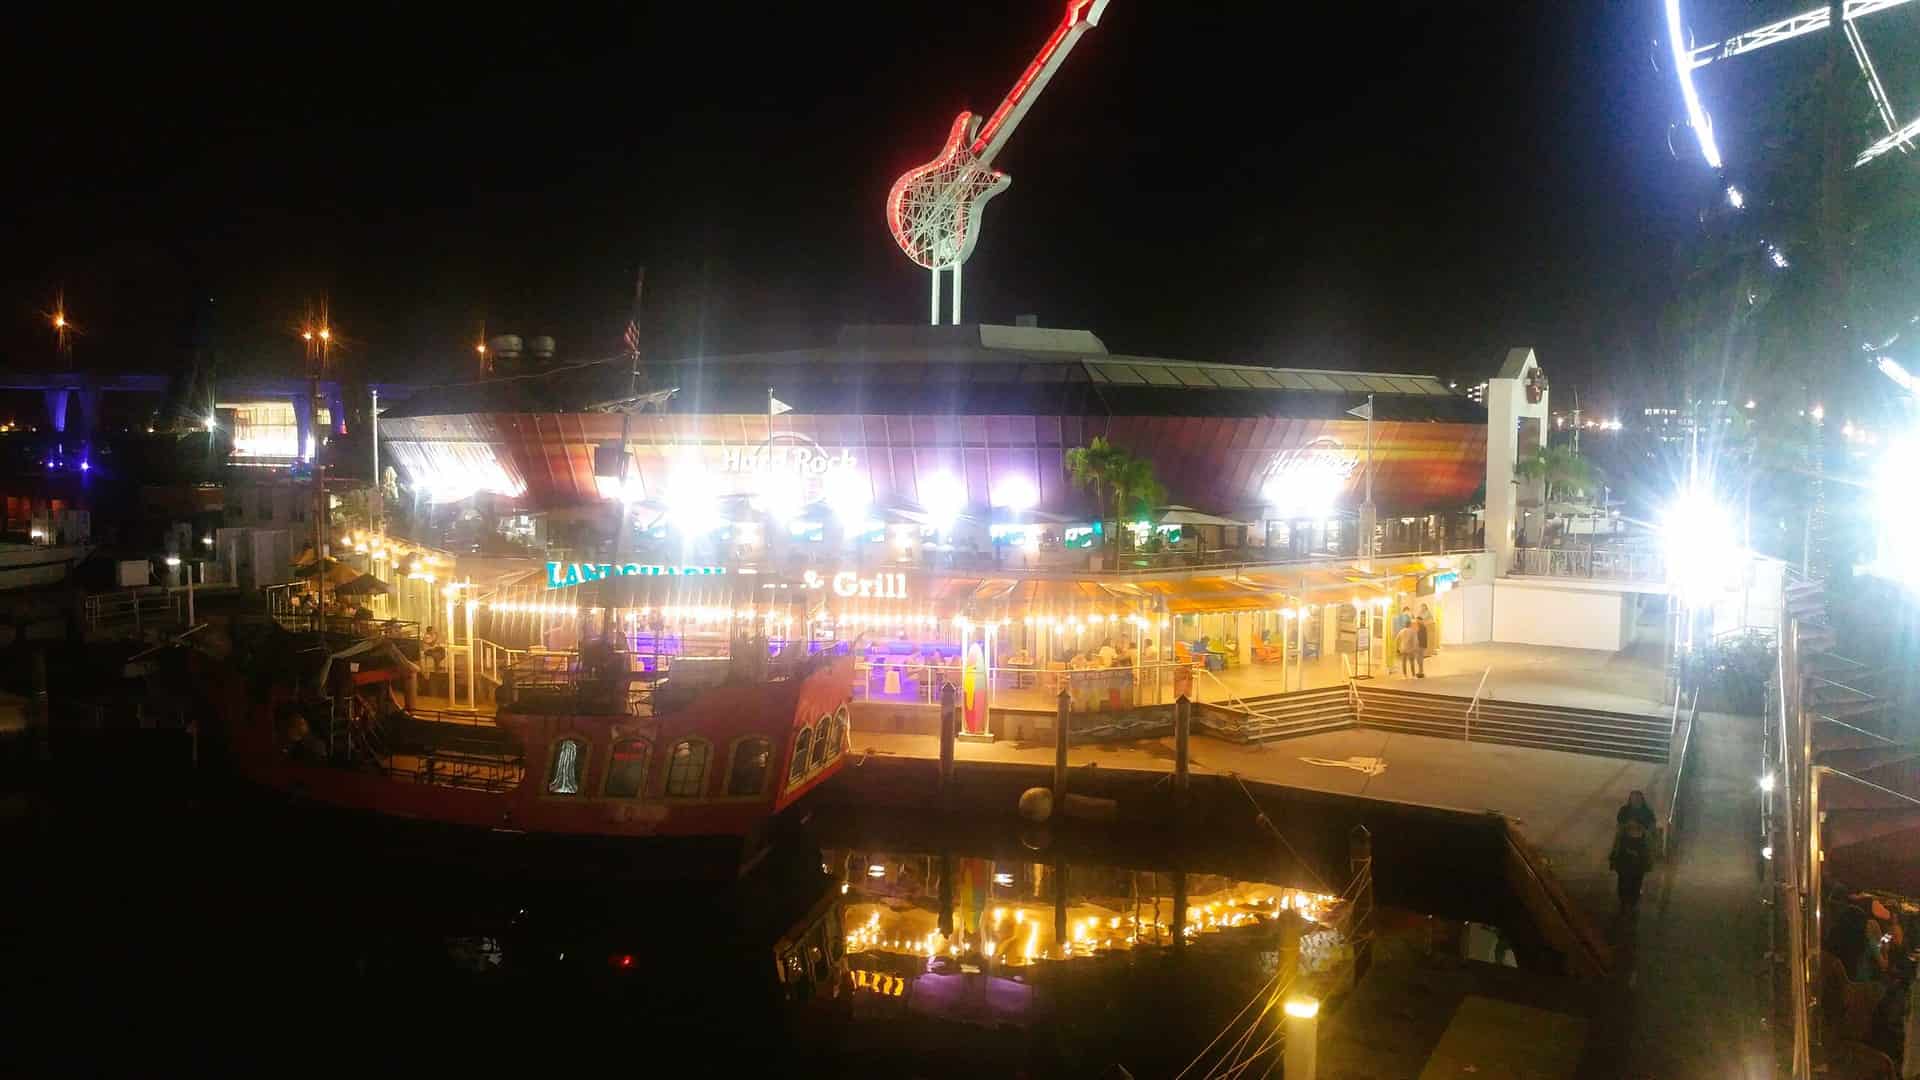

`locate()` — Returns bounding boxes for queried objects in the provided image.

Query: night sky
[7,2,1727,403]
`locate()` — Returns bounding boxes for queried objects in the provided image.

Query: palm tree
[1512,445,1596,505]
[1111,456,1166,559]
[1065,437,1163,566]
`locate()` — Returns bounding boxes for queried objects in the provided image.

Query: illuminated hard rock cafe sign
[720,433,856,477]
[1264,437,1361,483]
[1258,437,1360,516]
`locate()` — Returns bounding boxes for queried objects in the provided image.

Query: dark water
[2,732,1543,1075]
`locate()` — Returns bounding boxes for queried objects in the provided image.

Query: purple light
[79,460,91,472]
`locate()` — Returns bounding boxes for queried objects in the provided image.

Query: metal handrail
[1661,687,1700,860]
[1463,666,1492,743]
[1510,546,1666,583]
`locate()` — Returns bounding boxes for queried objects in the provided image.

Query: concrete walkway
[1570,708,1774,1077]
[856,703,1772,1076]
[856,725,1660,903]
[892,640,1675,717]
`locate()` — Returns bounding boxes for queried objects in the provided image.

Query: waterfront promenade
[856,644,1771,1077]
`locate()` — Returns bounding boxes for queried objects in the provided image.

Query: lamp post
[303,320,334,632]
[165,554,194,625]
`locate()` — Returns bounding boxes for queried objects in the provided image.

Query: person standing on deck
[1395,621,1419,677]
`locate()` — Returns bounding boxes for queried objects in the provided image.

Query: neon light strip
[1843,18,1904,139]
[1687,0,1914,68]
[1858,116,1920,166]
[1665,0,1723,168]
[969,0,1107,164]
[545,562,726,590]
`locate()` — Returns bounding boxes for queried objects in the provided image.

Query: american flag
[622,267,646,359]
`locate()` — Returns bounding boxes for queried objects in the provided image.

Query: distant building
[1640,400,1735,444]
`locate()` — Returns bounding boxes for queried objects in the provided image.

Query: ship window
[827,706,848,759]
[810,715,834,768]
[726,737,772,796]
[788,728,813,783]
[664,738,710,798]
[546,738,584,795]
[604,737,651,798]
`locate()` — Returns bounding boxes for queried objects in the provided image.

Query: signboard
[546,562,725,589]
[719,433,856,477]
[801,568,909,600]
[1260,437,1361,516]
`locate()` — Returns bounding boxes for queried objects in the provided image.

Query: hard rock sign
[886,0,1111,322]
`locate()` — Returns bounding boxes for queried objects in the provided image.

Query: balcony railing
[1509,546,1665,584]
[695,542,1489,583]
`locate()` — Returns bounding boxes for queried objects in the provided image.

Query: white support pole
[951,261,963,326]
[930,266,941,327]
[465,598,477,711]
[370,387,381,529]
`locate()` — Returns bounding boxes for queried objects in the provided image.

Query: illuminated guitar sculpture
[886,0,1111,324]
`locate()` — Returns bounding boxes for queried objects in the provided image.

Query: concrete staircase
[1198,684,1671,764]
[1197,686,1351,742]
[1356,686,1671,763]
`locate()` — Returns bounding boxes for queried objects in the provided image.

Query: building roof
[381,324,1484,424]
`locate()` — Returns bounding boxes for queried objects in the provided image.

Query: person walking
[1396,620,1420,677]
[1412,612,1430,678]
[1610,790,1656,912]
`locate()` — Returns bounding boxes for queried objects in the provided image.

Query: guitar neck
[970,0,1110,167]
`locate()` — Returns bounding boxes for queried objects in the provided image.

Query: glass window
[788,727,812,783]
[726,737,772,796]
[664,738,709,798]
[604,737,651,798]
[547,738,584,795]
[810,715,834,768]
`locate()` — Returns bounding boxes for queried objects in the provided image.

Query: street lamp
[165,554,196,625]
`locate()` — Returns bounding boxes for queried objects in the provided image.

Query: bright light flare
[750,469,805,526]
[992,477,1037,512]
[822,467,872,525]
[921,471,966,533]
[1876,356,1919,395]
[1726,184,1744,209]
[1862,433,1920,590]
[1664,0,1724,168]
[1283,996,1321,1019]
[1662,485,1741,604]
[666,463,726,536]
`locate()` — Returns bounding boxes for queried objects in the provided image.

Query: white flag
[769,395,794,416]
[1346,400,1373,420]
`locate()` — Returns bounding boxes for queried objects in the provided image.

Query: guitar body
[886,112,1011,270]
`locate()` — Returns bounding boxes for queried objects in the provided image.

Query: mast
[600,270,645,643]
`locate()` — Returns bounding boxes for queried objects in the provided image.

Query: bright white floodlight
[665,465,724,536]
[921,472,967,534]
[823,468,872,525]
[1663,484,1741,604]
[993,477,1038,512]
[1863,434,1920,589]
